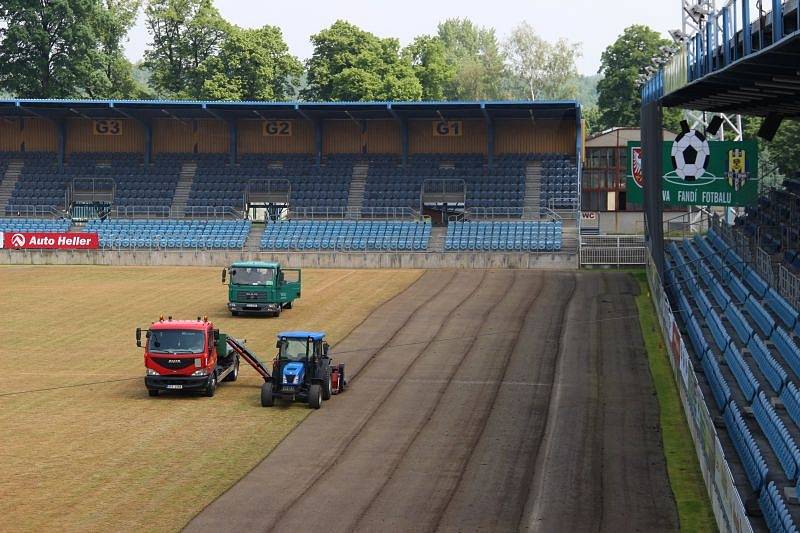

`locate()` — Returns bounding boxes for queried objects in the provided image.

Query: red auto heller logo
[11,233,26,247]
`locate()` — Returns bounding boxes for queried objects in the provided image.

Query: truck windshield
[280,339,308,361]
[149,330,205,354]
[231,267,274,286]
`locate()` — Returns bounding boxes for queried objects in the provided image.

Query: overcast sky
[124,0,680,76]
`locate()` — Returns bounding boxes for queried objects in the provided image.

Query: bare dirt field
[186,270,679,533]
[0,266,422,532]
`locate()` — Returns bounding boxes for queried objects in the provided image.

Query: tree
[403,35,454,101]
[596,25,671,129]
[143,0,230,98]
[0,0,104,98]
[504,22,581,100]
[436,18,508,100]
[198,25,302,101]
[88,0,148,98]
[744,117,800,185]
[302,20,421,101]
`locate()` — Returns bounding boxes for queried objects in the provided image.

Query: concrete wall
[0,250,578,270]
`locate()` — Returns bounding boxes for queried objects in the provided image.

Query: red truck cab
[137,316,238,397]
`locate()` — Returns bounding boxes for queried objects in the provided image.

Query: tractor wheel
[261,382,274,407]
[322,368,332,401]
[308,383,322,409]
[223,357,239,382]
[204,373,217,397]
[148,389,159,397]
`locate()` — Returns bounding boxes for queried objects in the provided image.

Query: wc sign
[2,232,99,249]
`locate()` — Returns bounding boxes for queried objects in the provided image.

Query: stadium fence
[646,249,753,533]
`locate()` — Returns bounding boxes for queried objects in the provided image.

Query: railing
[2,205,67,219]
[659,0,799,93]
[466,207,539,220]
[779,264,800,309]
[106,205,243,220]
[756,246,777,286]
[579,235,646,266]
[285,206,421,220]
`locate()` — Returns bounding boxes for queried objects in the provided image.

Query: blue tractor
[261,331,346,409]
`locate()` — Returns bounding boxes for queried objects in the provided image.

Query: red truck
[137,316,272,398]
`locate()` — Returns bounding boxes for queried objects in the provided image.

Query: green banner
[626,136,758,206]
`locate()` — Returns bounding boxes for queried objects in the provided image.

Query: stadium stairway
[244,223,265,251]
[0,159,23,213]
[428,226,447,252]
[347,162,368,213]
[524,161,542,218]
[170,161,197,216]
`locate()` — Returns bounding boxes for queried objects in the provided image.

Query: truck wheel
[261,382,274,407]
[223,357,240,382]
[274,306,282,318]
[322,368,332,400]
[309,383,322,409]
[231,310,239,316]
[285,301,293,309]
[148,389,159,397]
[204,373,217,397]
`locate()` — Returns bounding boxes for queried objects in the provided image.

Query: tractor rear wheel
[148,389,159,397]
[309,383,322,409]
[261,382,274,407]
[322,368,332,400]
[204,373,217,397]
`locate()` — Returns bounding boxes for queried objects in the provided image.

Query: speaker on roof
[706,116,723,136]
[758,113,783,141]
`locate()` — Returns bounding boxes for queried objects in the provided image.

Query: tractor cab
[261,331,346,409]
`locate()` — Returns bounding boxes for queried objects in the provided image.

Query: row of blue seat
[668,238,800,530]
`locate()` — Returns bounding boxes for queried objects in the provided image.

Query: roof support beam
[481,104,494,168]
[388,105,408,166]
[295,106,322,165]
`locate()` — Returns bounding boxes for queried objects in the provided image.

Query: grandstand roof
[0,99,579,121]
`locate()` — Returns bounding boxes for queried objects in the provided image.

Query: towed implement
[136,318,344,408]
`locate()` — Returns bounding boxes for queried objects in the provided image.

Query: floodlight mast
[675,0,743,142]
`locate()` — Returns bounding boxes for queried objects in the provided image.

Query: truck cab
[137,317,239,397]
[223,261,301,317]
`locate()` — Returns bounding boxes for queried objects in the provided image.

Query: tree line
[0,0,582,103]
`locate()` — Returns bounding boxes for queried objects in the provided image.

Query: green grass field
[633,271,717,532]
[0,266,421,532]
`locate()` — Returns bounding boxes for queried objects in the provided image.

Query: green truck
[222,261,301,317]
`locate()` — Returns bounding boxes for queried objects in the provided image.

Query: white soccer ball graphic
[670,129,710,181]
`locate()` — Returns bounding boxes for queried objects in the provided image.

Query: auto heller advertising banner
[626,134,758,207]
[0,232,99,250]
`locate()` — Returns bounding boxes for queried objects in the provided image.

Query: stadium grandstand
[639,0,800,530]
[0,100,579,263]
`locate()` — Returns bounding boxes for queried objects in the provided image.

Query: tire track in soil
[344,270,528,531]
[432,272,576,533]
[351,271,550,532]
[268,270,493,532]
